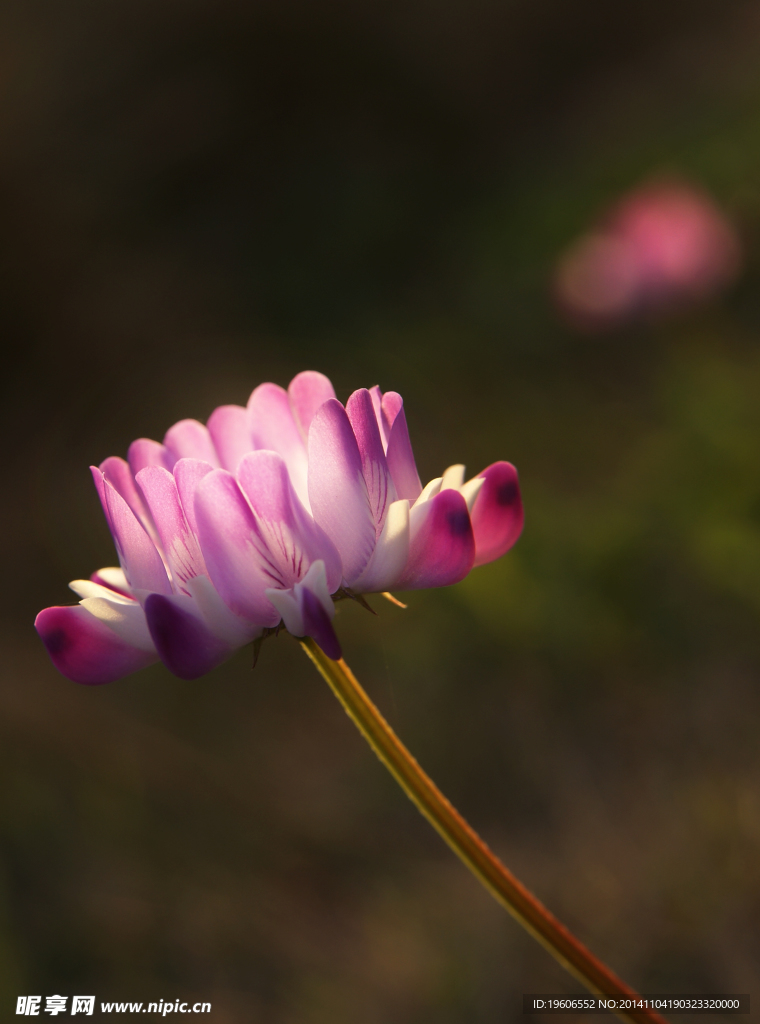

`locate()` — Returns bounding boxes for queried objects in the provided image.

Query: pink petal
[164,419,221,467]
[307,399,376,586]
[369,385,392,450]
[287,371,336,439]
[346,388,397,535]
[398,489,474,589]
[385,400,422,501]
[470,461,524,567]
[248,382,309,507]
[206,405,253,472]
[92,468,173,596]
[144,594,236,680]
[35,605,158,685]
[99,456,157,540]
[301,586,342,660]
[381,391,404,427]
[193,469,280,627]
[135,466,206,593]
[173,458,215,537]
[237,451,342,592]
[128,438,175,476]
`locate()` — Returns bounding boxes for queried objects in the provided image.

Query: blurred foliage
[2,0,760,1020]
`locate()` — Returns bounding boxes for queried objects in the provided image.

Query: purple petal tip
[301,587,342,661]
[144,594,232,681]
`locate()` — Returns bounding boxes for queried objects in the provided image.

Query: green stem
[300,638,668,1024]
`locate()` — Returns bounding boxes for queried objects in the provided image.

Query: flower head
[36,372,523,683]
[554,179,741,330]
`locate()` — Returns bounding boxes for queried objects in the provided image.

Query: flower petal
[264,586,304,635]
[70,579,134,604]
[265,567,342,660]
[381,390,403,426]
[89,566,131,597]
[185,574,257,647]
[206,405,253,472]
[384,399,422,502]
[301,586,342,660]
[193,469,280,627]
[288,371,336,440]
[469,461,524,567]
[173,458,215,537]
[397,488,475,589]
[99,456,157,540]
[35,605,158,685]
[68,581,153,651]
[237,450,342,592]
[79,593,156,650]
[414,476,442,505]
[144,593,237,680]
[353,499,410,594]
[248,382,309,508]
[369,385,392,450]
[307,399,376,586]
[298,558,336,618]
[266,559,336,633]
[92,468,173,596]
[266,562,341,659]
[459,475,485,512]
[440,464,465,490]
[346,388,397,534]
[136,466,206,593]
[128,438,175,476]
[164,419,220,467]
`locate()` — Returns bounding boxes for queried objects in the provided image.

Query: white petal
[297,560,334,618]
[353,499,410,593]
[69,580,135,605]
[265,587,304,636]
[413,476,442,507]
[408,493,433,542]
[80,596,155,651]
[459,474,486,512]
[184,574,258,646]
[92,567,130,593]
[264,561,336,636]
[440,464,466,490]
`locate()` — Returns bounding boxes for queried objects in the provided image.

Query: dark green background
[2,1,760,1019]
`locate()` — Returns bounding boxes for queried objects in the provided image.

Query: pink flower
[36,373,523,684]
[554,179,741,329]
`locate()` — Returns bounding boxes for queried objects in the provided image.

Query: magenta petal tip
[35,605,158,685]
[470,462,524,568]
[400,488,475,590]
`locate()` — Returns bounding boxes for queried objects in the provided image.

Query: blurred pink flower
[36,372,523,684]
[554,179,741,329]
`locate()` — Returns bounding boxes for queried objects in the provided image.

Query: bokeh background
[3,1,760,1020]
